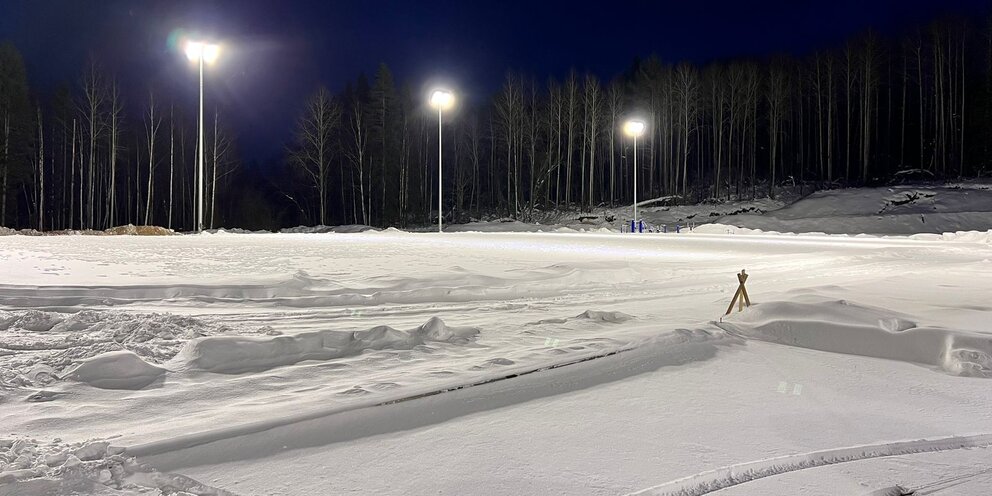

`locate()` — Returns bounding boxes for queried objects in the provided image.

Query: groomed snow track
[627,433,992,496]
[124,343,643,458]
[128,327,731,470]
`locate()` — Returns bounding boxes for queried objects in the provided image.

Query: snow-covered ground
[715,183,992,235]
[2,186,992,495]
[446,182,992,236]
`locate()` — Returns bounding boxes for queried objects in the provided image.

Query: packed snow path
[1,229,991,494]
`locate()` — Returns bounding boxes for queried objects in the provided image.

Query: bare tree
[582,74,602,209]
[81,58,107,229]
[705,64,727,198]
[495,73,522,216]
[35,105,44,230]
[859,32,880,181]
[346,93,370,225]
[605,81,623,205]
[842,43,853,179]
[167,105,175,229]
[673,63,700,196]
[106,79,122,227]
[524,78,539,216]
[290,86,342,225]
[142,89,161,225]
[767,60,790,198]
[563,71,578,207]
[208,108,236,228]
[0,44,30,226]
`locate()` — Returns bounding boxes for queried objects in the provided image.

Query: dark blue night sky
[1,0,988,162]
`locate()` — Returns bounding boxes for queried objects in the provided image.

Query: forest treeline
[1,14,990,231]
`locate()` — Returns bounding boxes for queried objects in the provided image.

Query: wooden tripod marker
[725,269,752,315]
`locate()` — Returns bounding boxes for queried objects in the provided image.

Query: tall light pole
[184,40,220,233]
[429,89,454,233]
[623,119,646,228]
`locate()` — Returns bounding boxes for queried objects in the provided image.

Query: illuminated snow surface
[2,187,992,495]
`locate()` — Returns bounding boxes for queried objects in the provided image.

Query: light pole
[429,89,454,233]
[623,119,645,229]
[184,40,220,233]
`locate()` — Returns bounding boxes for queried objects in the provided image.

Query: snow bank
[717,299,992,377]
[694,222,992,244]
[279,224,377,233]
[63,351,166,390]
[175,317,479,374]
[908,229,992,244]
[445,220,548,233]
[716,186,992,235]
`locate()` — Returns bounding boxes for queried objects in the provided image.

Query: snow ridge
[174,317,479,374]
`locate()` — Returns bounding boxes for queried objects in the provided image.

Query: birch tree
[81,59,107,229]
[142,89,161,225]
[106,79,123,227]
[290,86,341,225]
[35,105,44,230]
[208,108,236,228]
[582,74,602,209]
[346,88,370,225]
[767,60,790,198]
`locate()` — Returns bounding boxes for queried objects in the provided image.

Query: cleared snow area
[2,188,992,495]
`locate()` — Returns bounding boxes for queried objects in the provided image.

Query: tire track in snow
[911,464,992,494]
[626,433,992,496]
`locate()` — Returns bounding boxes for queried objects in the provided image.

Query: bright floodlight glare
[184,41,203,62]
[430,89,454,110]
[624,120,645,137]
[202,44,221,65]
[185,41,221,64]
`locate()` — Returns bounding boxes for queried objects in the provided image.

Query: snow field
[1,213,992,494]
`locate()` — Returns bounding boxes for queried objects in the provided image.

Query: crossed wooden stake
[725,269,752,315]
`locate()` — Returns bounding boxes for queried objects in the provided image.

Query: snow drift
[175,317,480,374]
[717,299,992,377]
[62,351,166,390]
